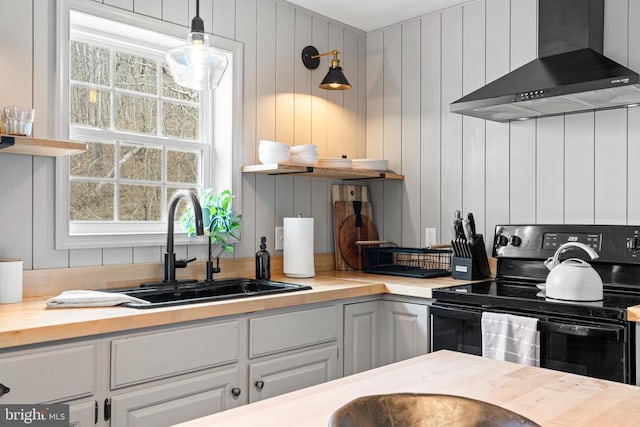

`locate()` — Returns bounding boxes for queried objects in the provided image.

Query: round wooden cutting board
[338,214,379,269]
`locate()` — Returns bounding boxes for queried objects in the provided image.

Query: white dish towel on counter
[481,312,540,367]
[46,290,150,308]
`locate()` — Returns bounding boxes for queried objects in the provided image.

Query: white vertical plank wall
[439,8,463,238]
[0,0,366,271]
[400,21,421,248]
[5,0,640,274]
[461,1,485,237]
[420,14,441,245]
[367,0,640,251]
[484,0,510,248]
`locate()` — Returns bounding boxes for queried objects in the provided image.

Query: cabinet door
[68,400,96,427]
[343,300,381,376]
[381,301,429,365]
[249,346,338,403]
[110,367,240,427]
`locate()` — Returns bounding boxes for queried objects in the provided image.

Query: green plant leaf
[179,188,241,254]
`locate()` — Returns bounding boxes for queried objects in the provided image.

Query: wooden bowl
[328,393,539,427]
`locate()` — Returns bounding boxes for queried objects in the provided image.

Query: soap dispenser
[255,236,271,280]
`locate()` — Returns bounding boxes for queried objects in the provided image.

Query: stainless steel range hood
[450,0,640,122]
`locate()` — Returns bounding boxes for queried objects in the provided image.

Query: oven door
[431,303,631,384]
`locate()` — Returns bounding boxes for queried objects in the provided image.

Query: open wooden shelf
[0,134,87,157]
[242,163,404,181]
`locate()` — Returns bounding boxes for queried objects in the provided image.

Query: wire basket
[362,246,452,278]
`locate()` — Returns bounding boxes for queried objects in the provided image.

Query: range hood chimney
[450,0,640,122]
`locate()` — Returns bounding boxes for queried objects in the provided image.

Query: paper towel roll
[283,217,315,278]
[0,259,23,304]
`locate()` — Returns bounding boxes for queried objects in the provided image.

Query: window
[55,1,243,249]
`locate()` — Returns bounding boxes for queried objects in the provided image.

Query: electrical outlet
[275,226,284,250]
[425,227,437,248]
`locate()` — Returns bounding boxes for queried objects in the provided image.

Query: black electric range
[433,279,640,321]
[431,224,640,384]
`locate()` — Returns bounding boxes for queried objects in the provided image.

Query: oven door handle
[431,305,482,322]
[537,320,624,340]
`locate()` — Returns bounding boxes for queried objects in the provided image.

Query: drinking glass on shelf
[3,106,34,137]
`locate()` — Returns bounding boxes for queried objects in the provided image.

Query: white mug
[0,259,23,303]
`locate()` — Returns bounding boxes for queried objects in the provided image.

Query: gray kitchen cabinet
[247,304,340,402]
[381,300,429,365]
[0,341,98,404]
[68,400,98,427]
[343,300,382,376]
[105,318,242,425]
[248,345,338,402]
[0,340,101,425]
[109,367,240,427]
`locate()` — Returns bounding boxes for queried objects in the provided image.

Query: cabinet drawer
[249,345,338,402]
[0,344,95,404]
[111,321,238,389]
[249,306,337,358]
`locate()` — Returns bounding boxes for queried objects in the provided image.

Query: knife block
[451,235,491,280]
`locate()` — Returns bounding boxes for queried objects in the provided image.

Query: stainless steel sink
[110,278,312,309]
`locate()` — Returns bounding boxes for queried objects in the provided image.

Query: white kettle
[543,242,603,301]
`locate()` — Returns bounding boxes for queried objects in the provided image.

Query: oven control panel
[493,224,640,263]
[542,232,601,251]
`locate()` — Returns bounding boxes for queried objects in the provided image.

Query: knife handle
[467,212,476,236]
[462,219,473,242]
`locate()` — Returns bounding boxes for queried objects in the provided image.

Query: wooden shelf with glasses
[242,163,404,181]
[0,134,86,157]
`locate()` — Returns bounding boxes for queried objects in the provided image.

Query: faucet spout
[164,190,204,282]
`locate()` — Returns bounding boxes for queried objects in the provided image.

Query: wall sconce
[301,46,351,90]
[166,0,228,90]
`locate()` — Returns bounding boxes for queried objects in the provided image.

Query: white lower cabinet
[68,399,98,427]
[109,367,240,427]
[248,345,338,402]
[381,300,429,365]
[343,300,381,376]
[344,298,431,375]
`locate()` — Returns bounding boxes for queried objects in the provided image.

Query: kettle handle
[561,258,591,266]
[545,242,599,271]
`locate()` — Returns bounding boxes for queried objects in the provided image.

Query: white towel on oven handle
[481,312,540,367]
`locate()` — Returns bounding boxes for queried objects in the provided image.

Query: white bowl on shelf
[259,140,290,152]
[290,144,318,155]
[290,152,318,165]
[259,150,290,164]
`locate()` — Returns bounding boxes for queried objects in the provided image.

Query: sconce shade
[166,0,228,90]
[319,66,351,90]
[301,45,351,91]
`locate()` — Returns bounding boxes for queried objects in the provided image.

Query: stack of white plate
[318,157,353,168]
[259,140,290,164]
[289,144,318,165]
[352,159,389,171]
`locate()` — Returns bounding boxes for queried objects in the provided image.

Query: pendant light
[301,46,351,90]
[166,0,228,91]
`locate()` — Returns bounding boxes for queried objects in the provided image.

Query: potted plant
[180,188,241,281]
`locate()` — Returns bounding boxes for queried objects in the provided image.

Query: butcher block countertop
[177,350,640,427]
[0,272,474,349]
[2,269,640,349]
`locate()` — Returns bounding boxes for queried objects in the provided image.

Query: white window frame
[55,0,243,249]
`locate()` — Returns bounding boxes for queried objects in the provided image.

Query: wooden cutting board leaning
[332,185,380,271]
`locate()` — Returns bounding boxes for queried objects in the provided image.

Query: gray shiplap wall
[0,0,366,269]
[368,0,640,251]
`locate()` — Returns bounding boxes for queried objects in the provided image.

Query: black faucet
[164,190,204,283]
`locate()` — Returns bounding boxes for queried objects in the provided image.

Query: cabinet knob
[231,387,241,398]
[254,380,265,391]
[0,383,10,397]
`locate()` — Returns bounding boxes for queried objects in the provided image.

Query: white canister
[0,259,23,303]
[283,217,315,278]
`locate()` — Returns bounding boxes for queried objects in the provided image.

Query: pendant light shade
[166,0,228,91]
[301,46,351,91]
